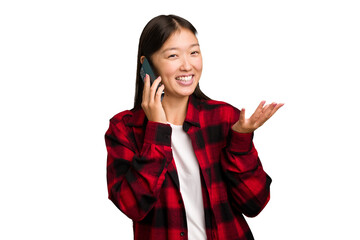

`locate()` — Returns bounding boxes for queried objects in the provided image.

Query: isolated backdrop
[1,0,359,239]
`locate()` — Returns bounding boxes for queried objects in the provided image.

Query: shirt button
[180,232,185,236]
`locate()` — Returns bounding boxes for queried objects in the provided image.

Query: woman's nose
[180,56,192,71]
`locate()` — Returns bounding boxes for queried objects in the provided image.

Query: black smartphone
[140,58,157,85]
[140,57,164,100]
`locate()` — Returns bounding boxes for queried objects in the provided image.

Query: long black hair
[132,14,210,110]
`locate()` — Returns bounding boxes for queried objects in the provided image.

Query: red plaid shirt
[105,95,271,240]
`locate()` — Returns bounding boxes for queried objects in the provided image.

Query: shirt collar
[184,95,201,128]
[126,94,202,128]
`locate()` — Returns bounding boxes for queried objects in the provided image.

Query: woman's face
[150,27,202,100]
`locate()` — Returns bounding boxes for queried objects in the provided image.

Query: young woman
[105,14,283,240]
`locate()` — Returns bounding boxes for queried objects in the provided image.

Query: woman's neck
[162,95,189,125]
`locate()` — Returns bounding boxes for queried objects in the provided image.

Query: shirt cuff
[228,130,254,153]
[144,121,172,146]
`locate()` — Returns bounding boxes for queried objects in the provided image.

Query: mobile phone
[140,57,164,101]
[140,57,157,85]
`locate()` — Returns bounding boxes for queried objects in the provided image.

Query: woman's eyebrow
[161,43,200,53]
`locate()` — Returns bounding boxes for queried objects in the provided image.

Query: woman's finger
[149,76,162,102]
[142,74,150,103]
[239,108,246,124]
[248,101,265,123]
[155,84,165,102]
[269,103,284,118]
[257,103,281,125]
[254,101,266,116]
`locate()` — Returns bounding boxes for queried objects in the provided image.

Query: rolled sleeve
[144,121,172,146]
[228,130,254,154]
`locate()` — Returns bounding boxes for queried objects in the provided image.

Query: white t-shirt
[169,123,207,240]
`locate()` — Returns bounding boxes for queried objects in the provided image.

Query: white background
[1,0,359,239]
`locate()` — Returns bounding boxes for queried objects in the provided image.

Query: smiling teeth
[176,76,192,81]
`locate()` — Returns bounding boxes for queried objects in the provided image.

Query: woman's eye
[191,51,199,55]
[168,54,177,58]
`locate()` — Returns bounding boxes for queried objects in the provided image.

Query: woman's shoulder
[198,98,239,112]
[109,107,146,127]
[110,109,132,120]
[196,98,240,124]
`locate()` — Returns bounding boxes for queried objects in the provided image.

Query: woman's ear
[140,56,145,64]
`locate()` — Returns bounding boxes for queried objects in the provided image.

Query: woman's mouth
[175,75,194,86]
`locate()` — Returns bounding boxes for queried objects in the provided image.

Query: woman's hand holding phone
[141,74,167,124]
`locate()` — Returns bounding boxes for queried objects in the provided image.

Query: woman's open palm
[232,101,284,133]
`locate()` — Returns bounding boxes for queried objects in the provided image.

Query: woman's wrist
[231,122,253,134]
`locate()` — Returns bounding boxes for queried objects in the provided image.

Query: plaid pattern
[105,95,271,240]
